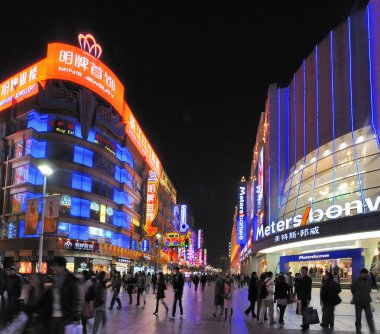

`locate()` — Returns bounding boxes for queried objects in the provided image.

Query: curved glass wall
[276,126,380,224]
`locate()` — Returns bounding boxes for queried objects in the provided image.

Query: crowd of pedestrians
[0,258,377,333]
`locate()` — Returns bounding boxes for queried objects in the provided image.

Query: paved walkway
[98,283,380,334]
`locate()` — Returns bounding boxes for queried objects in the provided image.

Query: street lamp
[37,164,54,273]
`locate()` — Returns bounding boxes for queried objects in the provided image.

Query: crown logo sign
[78,33,102,59]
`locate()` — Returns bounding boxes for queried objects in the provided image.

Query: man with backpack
[258,271,276,325]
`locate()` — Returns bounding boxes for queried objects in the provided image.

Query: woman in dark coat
[153,272,168,315]
[244,272,258,318]
[274,274,290,327]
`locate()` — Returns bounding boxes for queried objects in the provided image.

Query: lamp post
[37,164,54,273]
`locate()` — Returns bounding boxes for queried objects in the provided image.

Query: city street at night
[1,0,380,333]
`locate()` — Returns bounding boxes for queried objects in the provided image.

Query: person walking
[92,271,107,334]
[223,276,234,320]
[256,273,267,322]
[145,273,152,294]
[258,271,276,325]
[136,272,146,306]
[239,273,245,288]
[299,266,312,332]
[5,267,22,324]
[23,273,45,333]
[0,266,8,326]
[80,270,94,334]
[274,274,290,327]
[108,270,122,310]
[320,272,341,329]
[212,274,225,317]
[244,272,258,318]
[44,257,81,334]
[201,274,207,292]
[126,271,135,305]
[351,268,376,334]
[170,267,184,320]
[153,272,169,315]
[193,274,200,292]
[152,273,157,294]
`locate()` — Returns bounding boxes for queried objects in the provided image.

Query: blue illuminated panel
[70,197,91,218]
[72,173,92,192]
[73,146,93,167]
[27,111,48,132]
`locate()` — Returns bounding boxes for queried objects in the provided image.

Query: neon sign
[78,34,102,59]
[197,229,202,249]
[257,195,380,240]
[165,232,190,247]
[236,181,247,244]
[142,239,149,253]
[124,105,162,175]
[180,205,188,233]
[144,170,159,236]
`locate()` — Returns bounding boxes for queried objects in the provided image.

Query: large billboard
[236,181,247,245]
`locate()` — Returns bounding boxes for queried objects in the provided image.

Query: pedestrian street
[100,283,380,334]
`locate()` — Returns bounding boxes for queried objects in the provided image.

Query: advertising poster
[25,198,39,235]
[44,195,60,233]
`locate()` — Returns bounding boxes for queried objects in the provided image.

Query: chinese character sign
[145,170,159,236]
[236,182,247,245]
[125,106,162,175]
[44,43,124,113]
[0,61,44,113]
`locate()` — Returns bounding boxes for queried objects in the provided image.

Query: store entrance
[287,257,352,283]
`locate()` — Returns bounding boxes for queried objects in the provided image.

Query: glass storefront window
[275,126,380,225]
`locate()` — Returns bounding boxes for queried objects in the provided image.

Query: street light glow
[38,165,54,176]
[156,234,161,238]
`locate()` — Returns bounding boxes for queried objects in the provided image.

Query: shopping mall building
[0,34,200,274]
[232,0,380,284]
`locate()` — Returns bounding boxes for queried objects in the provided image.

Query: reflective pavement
[100,283,380,334]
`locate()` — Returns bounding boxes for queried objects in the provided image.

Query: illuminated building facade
[233,0,380,282]
[0,35,180,274]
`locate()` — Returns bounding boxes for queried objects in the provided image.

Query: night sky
[1,0,359,265]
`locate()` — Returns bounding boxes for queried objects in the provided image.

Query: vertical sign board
[253,148,264,242]
[236,181,247,244]
[145,170,159,236]
[180,205,188,233]
[44,195,60,233]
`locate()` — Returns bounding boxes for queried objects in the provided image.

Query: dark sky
[1,0,359,265]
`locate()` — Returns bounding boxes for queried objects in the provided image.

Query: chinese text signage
[144,170,159,236]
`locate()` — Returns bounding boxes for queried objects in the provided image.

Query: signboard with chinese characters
[274,226,321,243]
[236,181,247,245]
[142,239,149,253]
[165,232,191,247]
[124,105,162,175]
[50,119,75,136]
[0,61,44,112]
[144,170,159,236]
[44,43,124,112]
